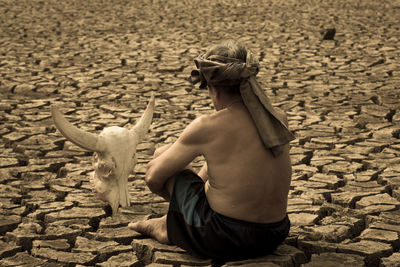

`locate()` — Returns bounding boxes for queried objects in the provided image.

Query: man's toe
[128,222,138,230]
[129,221,147,234]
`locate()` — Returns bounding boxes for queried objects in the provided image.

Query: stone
[393,189,400,201]
[86,226,142,245]
[97,251,142,267]
[0,157,19,168]
[322,161,363,175]
[31,247,97,265]
[355,193,400,208]
[0,240,22,259]
[0,251,47,266]
[74,236,132,262]
[304,224,352,243]
[5,221,43,251]
[359,228,400,248]
[350,171,377,182]
[346,180,388,194]
[153,251,212,266]
[132,238,185,265]
[271,244,308,266]
[99,213,149,229]
[368,221,400,234]
[380,209,400,224]
[298,238,338,256]
[0,185,22,202]
[287,204,322,214]
[308,173,344,189]
[45,218,92,240]
[224,261,279,267]
[303,252,365,267]
[322,28,336,40]
[146,264,175,267]
[224,244,306,266]
[288,213,319,226]
[44,206,106,223]
[380,252,400,267]
[32,239,71,251]
[331,191,375,208]
[0,214,21,235]
[336,240,392,266]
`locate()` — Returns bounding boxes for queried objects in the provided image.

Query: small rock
[288,213,319,226]
[44,206,106,223]
[31,247,97,265]
[13,83,36,94]
[331,191,375,208]
[359,228,400,248]
[308,173,344,189]
[305,224,351,243]
[0,251,47,266]
[321,28,336,40]
[0,240,22,258]
[99,214,149,229]
[73,236,132,261]
[0,214,21,235]
[32,239,70,251]
[336,240,392,266]
[132,238,185,265]
[224,244,306,266]
[153,251,212,266]
[96,252,141,267]
[5,221,43,251]
[298,238,338,256]
[355,193,400,209]
[380,252,400,267]
[86,226,141,245]
[303,252,364,267]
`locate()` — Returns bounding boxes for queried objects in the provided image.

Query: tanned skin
[129,86,292,244]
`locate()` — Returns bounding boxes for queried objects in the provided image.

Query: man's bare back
[197,102,291,223]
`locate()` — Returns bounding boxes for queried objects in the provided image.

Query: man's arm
[145,115,212,196]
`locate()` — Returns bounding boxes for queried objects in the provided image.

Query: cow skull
[51,94,155,213]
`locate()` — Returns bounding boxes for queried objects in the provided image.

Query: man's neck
[215,95,242,111]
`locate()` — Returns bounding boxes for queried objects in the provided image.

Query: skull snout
[93,153,116,180]
[95,162,113,179]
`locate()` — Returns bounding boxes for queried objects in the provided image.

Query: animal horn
[132,93,155,142]
[51,106,102,152]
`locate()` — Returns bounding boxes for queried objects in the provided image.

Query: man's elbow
[145,163,162,193]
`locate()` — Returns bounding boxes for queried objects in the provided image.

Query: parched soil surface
[1,0,399,266]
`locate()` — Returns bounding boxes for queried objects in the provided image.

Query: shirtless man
[129,40,294,261]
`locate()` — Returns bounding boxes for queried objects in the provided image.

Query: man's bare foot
[128,215,170,244]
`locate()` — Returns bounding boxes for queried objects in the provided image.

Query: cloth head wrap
[190,50,295,157]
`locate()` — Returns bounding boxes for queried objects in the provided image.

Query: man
[129,40,295,261]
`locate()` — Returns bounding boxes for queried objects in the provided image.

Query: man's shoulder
[179,114,217,145]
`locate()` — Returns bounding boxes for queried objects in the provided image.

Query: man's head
[203,40,247,96]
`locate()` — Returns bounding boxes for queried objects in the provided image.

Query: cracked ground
[0,0,400,266]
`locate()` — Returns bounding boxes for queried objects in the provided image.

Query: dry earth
[0,0,400,266]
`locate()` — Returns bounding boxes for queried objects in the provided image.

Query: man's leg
[128,144,190,244]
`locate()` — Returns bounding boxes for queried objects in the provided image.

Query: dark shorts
[166,169,290,262]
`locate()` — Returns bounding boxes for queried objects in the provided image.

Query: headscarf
[190,49,295,157]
